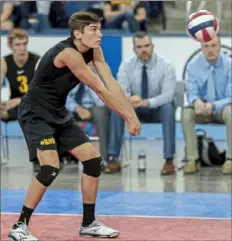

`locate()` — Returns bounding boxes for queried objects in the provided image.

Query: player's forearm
[105,80,138,119]
[96,87,135,122]
[116,85,138,119]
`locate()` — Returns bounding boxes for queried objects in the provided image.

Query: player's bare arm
[1,57,21,109]
[0,57,7,86]
[0,57,8,112]
[92,47,140,124]
[54,48,140,136]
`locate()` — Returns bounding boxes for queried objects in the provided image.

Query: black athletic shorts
[7,105,19,121]
[18,100,90,162]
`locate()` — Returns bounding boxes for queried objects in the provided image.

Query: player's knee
[36,165,60,187]
[82,157,102,177]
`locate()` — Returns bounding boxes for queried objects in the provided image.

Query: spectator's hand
[0,102,7,112]
[140,99,150,107]
[0,102,8,119]
[76,106,92,120]
[126,117,141,136]
[194,99,207,115]
[4,98,21,110]
[129,95,142,108]
[134,7,146,22]
[204,103,213,116]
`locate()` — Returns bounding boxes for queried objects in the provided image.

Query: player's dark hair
[68,11,100,39]
[132,31,152,45]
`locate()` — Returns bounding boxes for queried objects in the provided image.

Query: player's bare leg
[71,143,120,238]
[8,150,60,241]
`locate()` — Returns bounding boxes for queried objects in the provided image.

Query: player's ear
[73,30,82,40]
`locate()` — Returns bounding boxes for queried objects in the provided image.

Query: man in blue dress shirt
[182,37,232,174]
[105,31,177,175]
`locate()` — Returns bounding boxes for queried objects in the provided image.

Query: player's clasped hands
[126,117,141,136]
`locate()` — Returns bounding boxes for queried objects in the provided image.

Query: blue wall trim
[101,35,121,78]
[1,121,226,141]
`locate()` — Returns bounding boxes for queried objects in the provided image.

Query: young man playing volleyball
[8,11,141,241]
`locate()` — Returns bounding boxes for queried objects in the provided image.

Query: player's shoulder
[53,38,80,56]
[28,51,40,59]
[28,52,41,63]
[3,54,13,69]
[56,37,77,51]
[1,55,7,70]
[3,53,13,61]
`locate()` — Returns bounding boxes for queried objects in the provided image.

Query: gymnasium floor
[1,138,232,241]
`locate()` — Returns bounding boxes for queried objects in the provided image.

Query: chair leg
[129,135,132,160]
[1,135,6,163]
[124,139,129,161]
[4,123,9,160]
[120,140,131,168]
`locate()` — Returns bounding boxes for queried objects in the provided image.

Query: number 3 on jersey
[17,75,29,93]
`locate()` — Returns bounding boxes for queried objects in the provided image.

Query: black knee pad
[82,157,102,177]
[36,165,60,187]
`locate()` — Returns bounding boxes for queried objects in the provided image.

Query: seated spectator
[103,1,147,32]
[1,1,41,32]
[105,31,177,174]
[0,28,40,171]
[65,64,111,164]
[0,28,40,121]
[182,37,232,175]
[49,1,68,28]
[49,1,96,29]
[33,1,51,31]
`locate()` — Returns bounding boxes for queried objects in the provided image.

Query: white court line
[1,212,231,220]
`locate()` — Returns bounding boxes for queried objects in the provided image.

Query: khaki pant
[181,106,232,161]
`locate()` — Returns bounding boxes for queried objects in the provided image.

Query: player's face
[202,37,221,61]
[81,23,102,48]
[133,36,153,63]
[10,37,28,60]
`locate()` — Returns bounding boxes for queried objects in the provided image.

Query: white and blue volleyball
[186,10,219,42]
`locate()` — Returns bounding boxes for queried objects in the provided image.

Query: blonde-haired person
[1,28,40,122]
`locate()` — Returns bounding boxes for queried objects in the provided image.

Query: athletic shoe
[79,220,119,238]
[8,222,38,241]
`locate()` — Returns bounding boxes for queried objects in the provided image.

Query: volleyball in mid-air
[186,10,219,42]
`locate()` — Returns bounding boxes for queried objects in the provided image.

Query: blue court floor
[1,189,231,219]
[1,137,232,220]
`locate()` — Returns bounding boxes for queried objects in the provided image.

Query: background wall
[2,34,231,80]
[1,33,231,140]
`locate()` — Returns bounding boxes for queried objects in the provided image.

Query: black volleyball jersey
[23,37,93,113]
[4,52,40,98]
